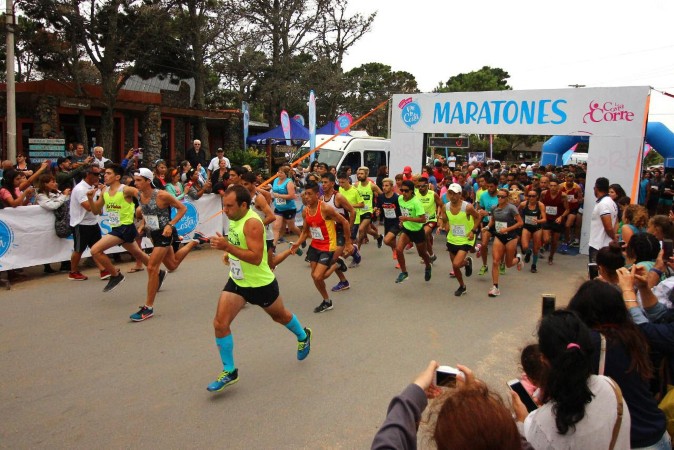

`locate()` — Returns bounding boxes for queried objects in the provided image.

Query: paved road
[1,237,587,448]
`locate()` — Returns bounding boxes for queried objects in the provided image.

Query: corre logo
[400,101,422,129]
[173,201,199,236]
[583,101,635,124]
[0,219,13,259]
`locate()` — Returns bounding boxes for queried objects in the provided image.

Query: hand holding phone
[588,263,599,280]
[435,365,461,388]
[663,239,673,260]
[507,379,538,412]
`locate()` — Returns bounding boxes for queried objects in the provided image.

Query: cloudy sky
[343,0,674,130]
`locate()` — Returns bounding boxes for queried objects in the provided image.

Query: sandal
[128,267,145,273]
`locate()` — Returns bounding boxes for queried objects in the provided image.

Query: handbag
[54,202,72,238]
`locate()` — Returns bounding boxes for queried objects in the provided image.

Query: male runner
[476,177,499,275]
[355,166,383,248]
[131,168,198,321]
[206,185,311,392]
[416,176,443,262]
[395,180,432,283]
[375,178,401,266]
[321,172,356,291]
[291,181,353,313]
[87,164,152,293]
[560,172,583,248]
[241,171,277,269]
[337,171,363,266]
[444,183,480,296]
[540,178,569,264]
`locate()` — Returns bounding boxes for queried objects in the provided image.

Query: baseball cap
[520,163,526,168]
[403,166,412,174]
[135,167,154,181]
[57,155,72,165]
[448,183,462,194]
[217,147,224,152]
[471,168,479,177]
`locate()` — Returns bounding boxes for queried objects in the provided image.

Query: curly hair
[623,204,648,228]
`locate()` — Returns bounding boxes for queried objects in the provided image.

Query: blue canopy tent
[316,122,350,136]
[246,119,310,145]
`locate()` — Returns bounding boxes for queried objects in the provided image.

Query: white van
[293,134,390,175]
[566,152,588,165]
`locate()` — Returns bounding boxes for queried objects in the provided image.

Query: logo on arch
[399,97,421,128]
[0,219,13,259]
[172,201,199,236]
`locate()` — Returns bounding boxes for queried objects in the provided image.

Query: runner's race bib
[495,221,507,233]
[401,207,410,217]
[275,197,286,205]
[545,206,557,215]
[524,215,537,226]
[384,207,397,219]
[310,226,324,240]
[451,224,466,237]
[230,259,244,280]
[145,214,159,231]
[108,211,120,227]
[567,194,575,202]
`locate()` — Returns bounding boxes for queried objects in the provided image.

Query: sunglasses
[497,194,508,198]
[400,189,411,193]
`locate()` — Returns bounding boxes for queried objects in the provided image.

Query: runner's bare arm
[256,194,276,226]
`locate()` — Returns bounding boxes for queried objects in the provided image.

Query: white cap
[448,183,462,194]
[135,167,154,181]
[471,168,479,177]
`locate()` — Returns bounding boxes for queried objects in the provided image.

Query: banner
[242,101,250,151]
[309,90,316,161]
[280,110,292,146]
[0,194,225,270]
[468,152,486,164]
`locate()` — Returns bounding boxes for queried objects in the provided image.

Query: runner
[518,190,547,273]
[337,171,363,267]
[321,172,356,291]
[130,168,199,321]
[241,172,278,269]
[290,181,353,313]
[395,180,432,283]
[86,164,150,293]
[443,183,480,296]
[271,165,302,245]
[560,172,583,248]
[206,185,311,392]
[416,176,443,263]
[375,178,402,266]
[355,167,383,249]
[486,188,524,297]
[476,177,499,275]
[540,178,569,264]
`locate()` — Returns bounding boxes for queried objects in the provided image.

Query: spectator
[179,160,192,183]
[36,173,71,274]
[0,162,50,207]
[207,147,230,178]
[210,158,229,187]
[648,215,674,241]
[186,139,207,169]
[375,165,388,191]
[56,155,91,192]
[658,173,674,215]
[620,204,648,247]
[165,168,185,200]
[13,153,33,176]
[184,168,211,200]
[589,177,618,263]
[92,146,110,168]
[70,143,89,167]
[624,232,660,273]
[151,159,168,190]
[595,243,625,287]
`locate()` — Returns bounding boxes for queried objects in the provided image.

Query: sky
[342,0,674,131]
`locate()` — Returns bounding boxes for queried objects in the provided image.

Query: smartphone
[663,239,673,260]
[541,294,555,317]
[435,365,460,388]
[507,379,538,413]
[588,263,599,280]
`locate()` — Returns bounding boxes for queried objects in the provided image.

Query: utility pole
[5,0,16,162]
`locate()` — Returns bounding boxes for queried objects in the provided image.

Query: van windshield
[292,146,344,169]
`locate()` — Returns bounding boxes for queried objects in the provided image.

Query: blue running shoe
[352,245,361,264]
[207,368,239,392]
[297,327,311,360]
[559,243,568,254]
[331,280,350,292]
[130,305,154,322]
[395,272,409,284]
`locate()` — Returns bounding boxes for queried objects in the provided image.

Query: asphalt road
[1,236,587,449]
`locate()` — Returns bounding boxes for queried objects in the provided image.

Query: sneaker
[558,243,568,254]
[430,254,438,264]
[524,250,532,264]
[348,260,360,269]
[395,272,409,284]
[352,245,362,264]
[130,305,154,322]
[548,256,554,265]
[336,257,348,273]
[531,264,538,273]
[314,300,333,313]
[405,243,413,251]
[377,234,383,248]
[516,253,523,271]
[465,256,473,277]
[157,269,167,291]
[331,280,350,292]
[68,271,88,281]
[206,368,239,392]
[475,243,482,258]
[570,238,580,248]
[424,266,432,282]
[499,262,506,275]
[193,232,210,244]
[100,270,111,280]
[102,272,125,293]
[488,285,500,297]
[297,328,311,360]
[449,271,456,278]
[478,265,488,276]
[454,285,467,296]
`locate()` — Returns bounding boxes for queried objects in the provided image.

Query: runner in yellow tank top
[355,167,383,251]
[443,184,480,296]
[87,163,149,293]
[416,176,443,262]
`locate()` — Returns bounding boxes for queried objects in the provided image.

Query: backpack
[54,201,72,238]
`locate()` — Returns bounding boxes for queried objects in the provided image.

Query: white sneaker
[516,253,523,271]
[488,285,500,297]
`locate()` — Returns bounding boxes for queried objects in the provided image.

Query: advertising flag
[242,101,250,151]
[280,110,291,146]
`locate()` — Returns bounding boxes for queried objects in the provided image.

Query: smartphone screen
[541,294,555,317]
[436,366,458,387]
[663,239,673,260]
[588,263,599,280]
[508,379,538,412]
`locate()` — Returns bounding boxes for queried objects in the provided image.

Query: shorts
[108,223,138,243]
[306,246,335,266]
[494,233,517,245]
[384,222,402,236]
[446,242,474,254]
[568,207,579,215]
[523,224,542,234]
[359,212,373,221]
[543,221,564,234]
[351,224,359,241]
[148,227,178,247]
[402,227,426,244]
[73,224,101,253]
[223,278,279,308]
[424,221,438,230]
[274,208,296,220]
[266,239,275,252]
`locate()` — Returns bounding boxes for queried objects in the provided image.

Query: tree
[435,66,512,93]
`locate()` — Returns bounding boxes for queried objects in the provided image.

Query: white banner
[0,194,225,270]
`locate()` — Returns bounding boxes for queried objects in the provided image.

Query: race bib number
[400,207,410,217]
[108,210,120,227]
[145,214,159,231]
[230,259,244,280]
[384,207,397,219]
[310,226,324,240]
[451,224,466,237]
[495,221,507,233]
[362,204,370,212]
[524,215,537,226]
[545,206,557,215]
[275,197,286,206]
[566,194,575,202]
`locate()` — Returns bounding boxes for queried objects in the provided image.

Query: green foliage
[435,66,512,93]
[644,149,664,167]
[228,148,267,169]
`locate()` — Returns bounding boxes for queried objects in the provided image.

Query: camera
[435,365,460,387]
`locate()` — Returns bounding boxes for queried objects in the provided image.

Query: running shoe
[478,265,488,276]
[157,269,167,291]
[352,245,361,264]
[454,285,467,296]
[100,270,111,280]
[193,232,210,244]
[206,368,239,392]
[68,271,88,281]
[348,260,359,269]
[499,262,506,275]
[516,253,523,271]
[335,257,348,273]
[430,254,438,264]
[130,305,154,322]
[424,266,432,282]
[524,250,532,264]
[488,285,501,297]
[314,300,333,313]
[297,327,311,360]
[331,280,350,292]
[395,272,409,283]
[531,264,538,273]
[449,271,456,278]
[102,272,125,293]
[465,257,473,277]
[570,238,580,247]
[377,235,383,248]
[475,243,482,258]
[405,243,413,251]
[558,243,568,254]
[548,256,554,265]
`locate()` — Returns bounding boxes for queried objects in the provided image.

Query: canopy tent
[316,122,350,136]
[246,119,310,145]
